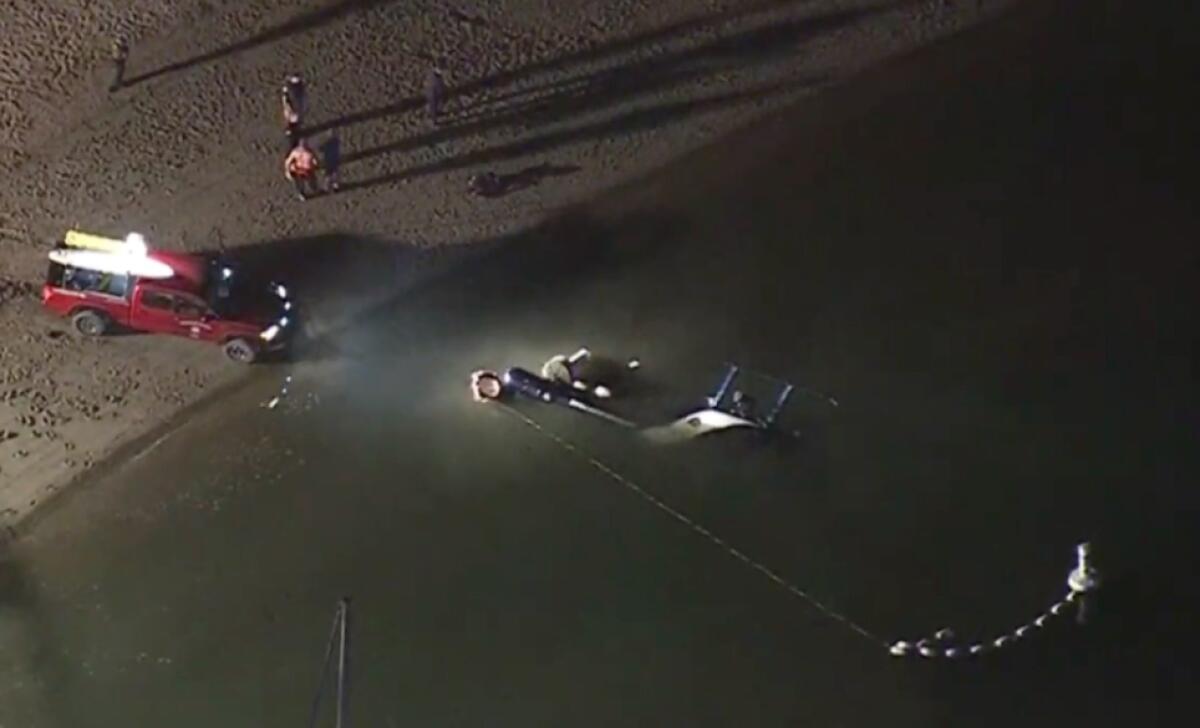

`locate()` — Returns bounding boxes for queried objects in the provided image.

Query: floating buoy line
[499,403,1102,659]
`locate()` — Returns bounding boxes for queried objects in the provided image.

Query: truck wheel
[72,310,109,337]
[223,338,258,364]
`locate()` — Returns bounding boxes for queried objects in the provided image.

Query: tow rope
[498,403,1101,659]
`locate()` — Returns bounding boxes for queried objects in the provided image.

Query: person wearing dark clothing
[108,39,128,92]
[425,66,446,125]
[471,366,590,407]
[319,133,341,193]
[467,171,503,197]
[501,367,582,404]
[281,74,306,145]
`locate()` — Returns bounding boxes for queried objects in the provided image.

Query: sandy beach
[0,0,1009,534]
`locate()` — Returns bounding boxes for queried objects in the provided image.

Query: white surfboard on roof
[64,229,151,256]
[48,249,175,279]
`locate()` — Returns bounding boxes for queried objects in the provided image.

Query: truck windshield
[48,262,130,298]
[206,260,276,319]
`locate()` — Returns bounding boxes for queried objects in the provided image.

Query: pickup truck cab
[42,236,293,363]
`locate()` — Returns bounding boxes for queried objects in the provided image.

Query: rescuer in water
[471,367,582,404]
[472,348,618,404]
[470,348,641,427]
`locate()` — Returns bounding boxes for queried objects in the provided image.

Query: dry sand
[0,0,1013,535]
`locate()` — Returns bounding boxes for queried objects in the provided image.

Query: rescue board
[641,409,760,444]
[48,249,175,279]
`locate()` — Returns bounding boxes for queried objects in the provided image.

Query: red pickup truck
[42,247,293,363]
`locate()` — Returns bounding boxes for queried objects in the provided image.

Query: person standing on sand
[284,140,320,200]
[108,38,129,93]
[320,133,341,193]
[425,65,446,125]
[281,74,306,147]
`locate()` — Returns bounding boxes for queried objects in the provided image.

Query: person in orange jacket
[285,140,320,200]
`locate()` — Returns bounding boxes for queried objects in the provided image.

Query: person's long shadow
[304,0,873,136]
[330,4,880,180]
[124,0,402,86]
[447,4,884,128]
[336,61,728,167]
[339,76,822,193]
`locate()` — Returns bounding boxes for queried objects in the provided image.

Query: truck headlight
[260,325,281,342]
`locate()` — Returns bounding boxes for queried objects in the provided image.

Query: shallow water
[2,3,1197,725]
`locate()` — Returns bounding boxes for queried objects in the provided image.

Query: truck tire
[223,338,258,364]
[72,309,109,337]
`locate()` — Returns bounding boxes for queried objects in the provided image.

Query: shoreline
[1,237,480,542]
[1,0,1018,538]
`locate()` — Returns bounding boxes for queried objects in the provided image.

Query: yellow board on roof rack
[64,229,127,253]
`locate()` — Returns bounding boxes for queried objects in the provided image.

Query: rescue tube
[470,370,503,401]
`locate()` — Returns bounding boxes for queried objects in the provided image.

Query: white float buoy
[470,370,503,401]
[1067,542,1101,594]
